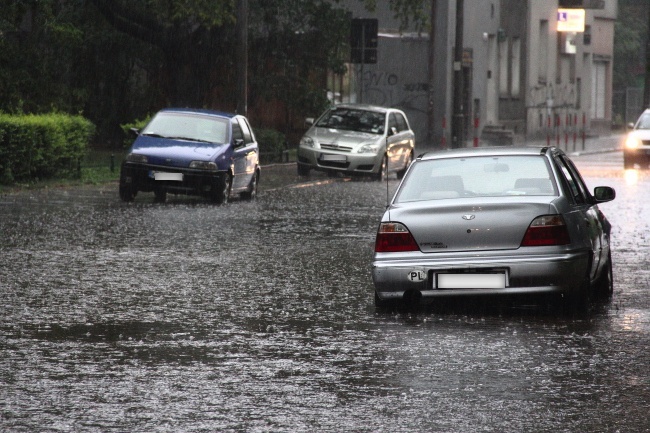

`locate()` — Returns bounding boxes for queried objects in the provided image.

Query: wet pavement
[1,151,649,432]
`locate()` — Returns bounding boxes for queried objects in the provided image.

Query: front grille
[321,143,352,153]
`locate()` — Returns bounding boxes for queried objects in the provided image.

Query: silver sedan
[372,146,616,310]
[297,104,415,180]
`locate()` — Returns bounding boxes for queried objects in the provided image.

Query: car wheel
[373,155,387,181]
[374,291,397,310]
[594,252,614,299]
[119,184,136,202]
[154,187,167,203]
[397,151,413,179]
[565,273,592,313]
[212,173,232,204]
[623,154,635,169]
[240,170,259,201]
[297,163,311,177]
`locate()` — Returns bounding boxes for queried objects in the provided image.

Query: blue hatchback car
[119,108,260,203]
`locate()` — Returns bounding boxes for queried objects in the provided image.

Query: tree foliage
[0,0,427,145]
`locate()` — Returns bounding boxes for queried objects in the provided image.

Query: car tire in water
[212,174,232,204]
[397,151,413,179]
[374,291,397,310]
[240,170,259,201]
[154,187,167,203]
[373,155,387,182]
[297,163,311,177]
[594,251,614,299]
[119,185,136,202]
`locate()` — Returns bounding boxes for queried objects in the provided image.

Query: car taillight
[375,222,420,252]
[520,215,570,246]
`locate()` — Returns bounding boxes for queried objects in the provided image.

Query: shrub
[0,113,95,183]
[120,115,151,148]
[255,128,286,163]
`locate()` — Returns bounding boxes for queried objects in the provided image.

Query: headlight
[300,136,318,148]
[189,161,217,170]
[357,142,382,154]
[626,134,641,149]
[126,153,148,163]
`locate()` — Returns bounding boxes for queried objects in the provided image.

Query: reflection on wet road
[1,156,649,432]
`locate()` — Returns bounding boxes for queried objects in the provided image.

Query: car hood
[309,126,381,147]
[629,129,650,142]
[385,197,557,253]
[131,135,227,166]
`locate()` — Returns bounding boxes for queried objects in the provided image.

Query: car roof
[159,107,238,119]
[331,103,399,114]
[417,146,560,161]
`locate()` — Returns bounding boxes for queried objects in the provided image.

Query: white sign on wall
[557,8,586,32]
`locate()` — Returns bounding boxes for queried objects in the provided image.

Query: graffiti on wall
[360,70,428,115]
[528,82,577,110]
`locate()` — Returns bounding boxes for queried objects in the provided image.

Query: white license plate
[320,154,347,162]
[436,273,506,289]
[153,172,183,181]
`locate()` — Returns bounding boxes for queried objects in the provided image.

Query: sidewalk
[415,132,625,157]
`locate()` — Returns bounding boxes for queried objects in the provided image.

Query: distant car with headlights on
[625,109,650,169]
[297,104,415,180]
[119,108,260,204]
[372,146,616,310]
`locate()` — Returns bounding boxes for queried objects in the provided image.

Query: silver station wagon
[372,147,616,310]
[297,104,415,180]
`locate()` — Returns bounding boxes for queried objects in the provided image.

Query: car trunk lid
[388,197,555,253]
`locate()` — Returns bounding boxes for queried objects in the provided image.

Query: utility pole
[645,2,650,109]
[427,0,437,146]
[451,0,465,148]
[236,0,248,116]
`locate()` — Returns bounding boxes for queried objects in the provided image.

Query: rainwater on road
[1,153,649,432]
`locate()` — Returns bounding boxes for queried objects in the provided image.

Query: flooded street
[1,154,649,432]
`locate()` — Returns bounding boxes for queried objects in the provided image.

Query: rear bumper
[372,250,590,300]
[120,162,226,196]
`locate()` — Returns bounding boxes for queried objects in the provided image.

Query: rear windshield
[395,155,556,203]
[142,112,229,144]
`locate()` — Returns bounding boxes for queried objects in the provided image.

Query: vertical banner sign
[350,18,378,64]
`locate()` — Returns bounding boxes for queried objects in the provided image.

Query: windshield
[395,155,556,203]
[315,108,385,134]
[142,112,229,144]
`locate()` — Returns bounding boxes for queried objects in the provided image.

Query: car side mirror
[627,122,635,130]
[305,118,314,126]
[130,127,140,137]
[388,127,398,136]
[593,186,615,203]
[234,138,245,148]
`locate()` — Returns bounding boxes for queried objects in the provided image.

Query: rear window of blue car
[143,112,229,144]
[395,155,557,202]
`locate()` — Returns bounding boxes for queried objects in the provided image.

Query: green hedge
[0,113,95,183]
[256,128,286,162]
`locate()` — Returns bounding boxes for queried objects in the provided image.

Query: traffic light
[350,18,378,64]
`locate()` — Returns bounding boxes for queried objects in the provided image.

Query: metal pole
[236,0,248,116]
[427,0,437,146]
[452,0,465,148]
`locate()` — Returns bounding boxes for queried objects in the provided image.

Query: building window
[499,38,509,96]
[539,20,549,83]
[511,37,521,97]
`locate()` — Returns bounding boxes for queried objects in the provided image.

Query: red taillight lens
[520,215,570,246]
[375,222,420,252]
